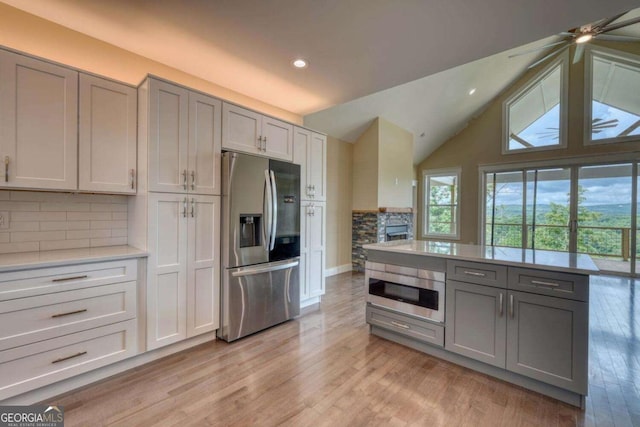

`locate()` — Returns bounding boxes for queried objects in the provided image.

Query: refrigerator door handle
[231,259,299,277]
[264,169,273,251]
[269,170,278,251]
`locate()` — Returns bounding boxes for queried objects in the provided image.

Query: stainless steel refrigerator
[218,151,301,342]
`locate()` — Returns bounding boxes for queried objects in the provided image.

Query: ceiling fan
[510,10,640,70]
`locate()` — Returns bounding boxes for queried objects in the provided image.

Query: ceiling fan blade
[596,34,640,42]
[573,44,585,64]
[508,41,567,58]
[600,15,640,33]
[528,44,570,69]
[593,11,628,31]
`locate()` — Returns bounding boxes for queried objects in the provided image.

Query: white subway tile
[0,233,9,243]
[11,231,66,242]
[67,221,91,230]
[40,202,91,212]
[6,221,39,232]
[66,229,111,240]
[39,221,68,231]
[0,191,11,201]
[3,201,40,211]
[11,212,66,222]
[91,237,127,247]
[0,242,39,254]
[90,203,128,212]
[40,239,90,251]
[111,228,128,237]
[10,191,72,202]
[112,212,128,221]
[67,212,111,221]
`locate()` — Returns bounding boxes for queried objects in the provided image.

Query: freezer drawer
[219,258,300,342]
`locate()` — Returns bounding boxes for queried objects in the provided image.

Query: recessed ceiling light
[468,88,476,95]
[292,58,308,68]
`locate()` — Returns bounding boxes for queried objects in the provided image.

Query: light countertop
[0,245,148,273]
[363,240,599,274]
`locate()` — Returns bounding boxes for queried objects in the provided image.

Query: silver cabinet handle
[52,308,87,318]
[182,170,187,190]
[391,321,410,330]
[263,135,267,151]
[52,275,88,283]
[464,271,486,277]
[183,198,187,218]
[4,156,8,182]
[190,170,195,190]
[257,135,262,149]
[509,294,514,318]
[130,169,135,190]
[52,351,87,364]
[499,293,504,316]
[191,198,195,217]
[531,280,560,287]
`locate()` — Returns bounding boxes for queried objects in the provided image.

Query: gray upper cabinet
[79,74,137,194]
[506,290,588,394]
[293,126,326,201]
[188,91,222,195]
[445,280,506,367]
[0,50,78,191]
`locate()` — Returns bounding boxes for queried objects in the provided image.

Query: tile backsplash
[0,191,128,254]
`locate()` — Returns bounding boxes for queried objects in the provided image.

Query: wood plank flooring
[51,272,640,426]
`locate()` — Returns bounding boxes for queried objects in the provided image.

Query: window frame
[422,167,461,239]
[584,45,640,147]
[502,51,569,154]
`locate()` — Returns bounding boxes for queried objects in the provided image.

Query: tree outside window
[423,169,460,238]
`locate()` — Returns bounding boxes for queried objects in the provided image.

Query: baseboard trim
[325,264,352,277]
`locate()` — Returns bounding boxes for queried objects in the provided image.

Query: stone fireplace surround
[352,208,414,271]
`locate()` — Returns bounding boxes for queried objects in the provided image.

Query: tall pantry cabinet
[293,127,327,306]
[130,77,221,351]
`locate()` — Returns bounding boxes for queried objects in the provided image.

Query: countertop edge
[0,246,149,273]
[363,244,599,275]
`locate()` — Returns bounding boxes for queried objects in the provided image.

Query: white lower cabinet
[300,202,326,302]
[0,259,139,400]
[146,193,220,350]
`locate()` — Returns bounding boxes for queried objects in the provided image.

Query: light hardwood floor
[52,272,640,427]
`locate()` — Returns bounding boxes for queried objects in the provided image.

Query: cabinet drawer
[508,268,588,302]
[447,260,507,288]
[366,304,444,347]
[0,281,137,349]
[0,259,138,301]
[0,320,136,400]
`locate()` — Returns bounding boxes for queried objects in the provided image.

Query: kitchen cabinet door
[147,193,188,350]
[445,280,507,368]
[0,50,77,190]
[188,92,221,195]
[186,195,220,337]
[293,127,310,198]
[222,103,262,155]
[307,202,326,298]
[299,204,310,301]
[262,116,293,161]
[148,79,189,193]
[308,132,327,201]
[79,74,137,193]
[506,290,588,394]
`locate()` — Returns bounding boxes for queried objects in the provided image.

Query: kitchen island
[363,240,599,408]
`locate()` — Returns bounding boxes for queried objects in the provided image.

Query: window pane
[590,54,640,142]
[508,64,563,151]
[485,171,524,247]
[424,171,459,237]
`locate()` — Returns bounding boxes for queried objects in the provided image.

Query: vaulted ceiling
[2,0,639,162]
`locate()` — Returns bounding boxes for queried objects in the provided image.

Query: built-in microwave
[365,262,445,323]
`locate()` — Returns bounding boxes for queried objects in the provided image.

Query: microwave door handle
[264,169,272,251]
[269,170,278,251]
